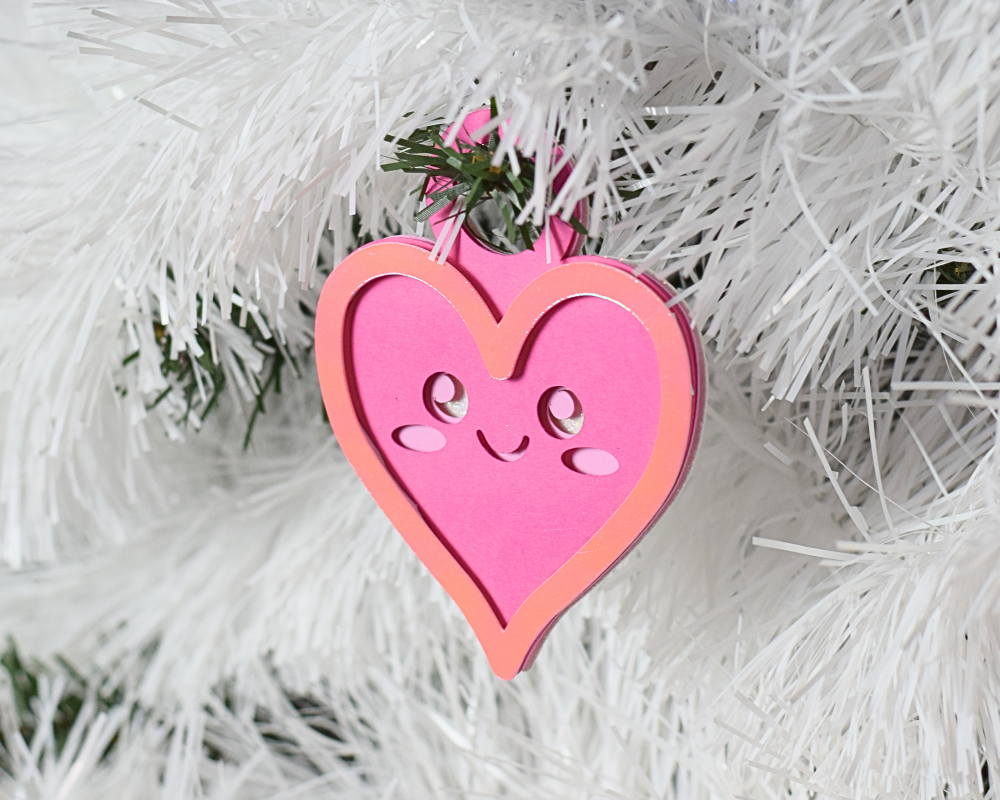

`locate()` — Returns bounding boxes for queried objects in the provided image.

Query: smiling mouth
[477,430,530,462]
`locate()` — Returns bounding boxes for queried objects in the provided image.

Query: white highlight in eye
[541,387,583,438]
[425,372,468,422]
[431,373,455,403]
[549,389,576,420]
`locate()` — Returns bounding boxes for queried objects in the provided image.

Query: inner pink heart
[349,275,661,625]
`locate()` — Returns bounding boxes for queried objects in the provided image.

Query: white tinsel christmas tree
[1,0,999,797]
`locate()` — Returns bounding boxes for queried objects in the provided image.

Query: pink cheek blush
[393,425,447,452]
[563,448,619,476]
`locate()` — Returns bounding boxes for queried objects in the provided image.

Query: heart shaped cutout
[316,240,703,679]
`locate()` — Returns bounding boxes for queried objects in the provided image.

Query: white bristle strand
[1,0,1000,798]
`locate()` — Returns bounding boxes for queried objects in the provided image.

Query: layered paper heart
[315,240,703,678]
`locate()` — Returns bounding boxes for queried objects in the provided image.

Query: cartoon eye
[539,387,583,438]
[425,372,468,422]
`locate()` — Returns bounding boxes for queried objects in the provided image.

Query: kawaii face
[392,372,620,476]
[348,274,663,625]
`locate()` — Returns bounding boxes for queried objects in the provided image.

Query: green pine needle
[935,260,977,305]
[569,215,589,237]
[126,284,292,450]
[384,101,588,254]
[0,637,124,761]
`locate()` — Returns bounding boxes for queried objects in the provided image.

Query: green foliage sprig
[936,260,976,305]
[140,317,227,425]
[123,285,296,450]
[383,100,588,254]
[0,637,122,761]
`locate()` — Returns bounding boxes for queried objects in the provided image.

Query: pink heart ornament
[316,245,703,679]
[315,109,704,678]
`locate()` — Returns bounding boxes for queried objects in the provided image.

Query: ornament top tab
[315,108,705,679]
